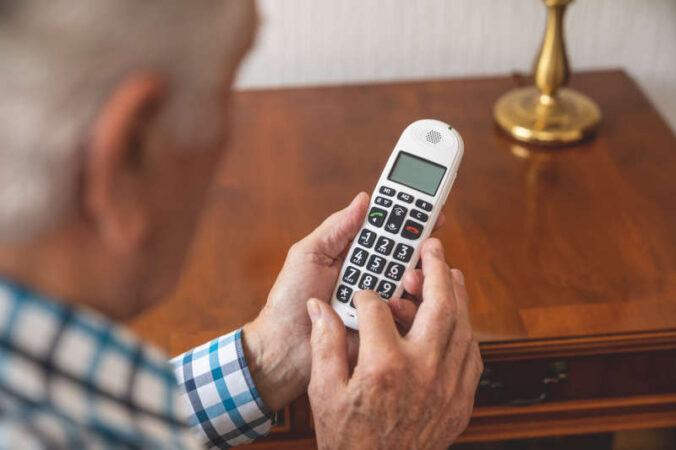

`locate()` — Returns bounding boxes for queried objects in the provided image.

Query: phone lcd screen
[387,152,446,196]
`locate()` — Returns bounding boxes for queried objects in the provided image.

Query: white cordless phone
[331,119,464,330]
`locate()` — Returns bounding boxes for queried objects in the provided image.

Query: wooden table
[129,70,676,445]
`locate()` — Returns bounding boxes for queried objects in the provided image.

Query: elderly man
[0,1,482,448]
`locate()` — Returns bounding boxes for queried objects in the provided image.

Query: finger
[387,297,418,331]
[432,211,446,232]
[402,268,424,298]
[443,269,474,373]
[300,192,369,260]
[388,297,418,326]
[407,238,457,358]
[354,290,400,363]
[307,299,350,397]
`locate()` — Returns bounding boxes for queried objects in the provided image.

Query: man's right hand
[307,238,483,450]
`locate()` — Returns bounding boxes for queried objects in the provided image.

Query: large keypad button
[393,243,414,262]
[384,204,408,234]
[358,229,376,248]
[376,280,396,299]
[350,247,368,267]
[358,273,378,290]
[336,284,353,303]
[374,196,393,208]
[342,266,361,285]
[415,199,433,212]
[401,220,424,240]
[397,192,414,203]
[379,186,396,197]
[374,236,395,256]
[384,262,405,281]
[366,254,386,274]
[410,209,429,222]
[367,207,387,227]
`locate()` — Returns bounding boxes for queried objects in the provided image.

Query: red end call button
[401,220,424,240]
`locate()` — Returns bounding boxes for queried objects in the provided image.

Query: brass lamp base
[494,87,601,146]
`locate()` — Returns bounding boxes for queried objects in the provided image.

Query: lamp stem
[534,0,572,102]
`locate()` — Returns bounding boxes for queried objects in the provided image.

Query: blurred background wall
[234,0,676,132]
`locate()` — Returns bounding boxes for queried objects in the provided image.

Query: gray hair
[0,0,256,242]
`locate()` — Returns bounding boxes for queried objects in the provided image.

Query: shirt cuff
[171,328,273,448]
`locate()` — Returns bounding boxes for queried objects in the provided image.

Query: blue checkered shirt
[0,279,272,449]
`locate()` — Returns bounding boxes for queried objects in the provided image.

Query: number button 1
[393,243,413,262]
[376,280,396,299]
[385,262,405,281]
[358,229,376,248]
[358,273,378,290]
[342,266,361,285]
[350,247,368,267]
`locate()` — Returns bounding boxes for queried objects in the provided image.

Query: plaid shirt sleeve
[171,329,273,449]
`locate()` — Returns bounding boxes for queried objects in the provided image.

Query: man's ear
[85,72,166,253]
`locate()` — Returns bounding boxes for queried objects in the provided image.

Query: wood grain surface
[128,70,676,359]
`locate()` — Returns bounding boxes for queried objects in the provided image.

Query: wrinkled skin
[242,192,445,411]
[307,238,483,450]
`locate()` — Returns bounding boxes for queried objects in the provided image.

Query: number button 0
[342,266,361,285]
[385,262,405,281]
[350,247,368,267]
[374,236,395,256]
[366,254,386,274]
[376,280,396,299]
[358,229,376,248]
[358,273,378,290]
[393,243,413,262]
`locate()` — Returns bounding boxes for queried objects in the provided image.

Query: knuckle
[361,357,406,390]
[287,241,303,258]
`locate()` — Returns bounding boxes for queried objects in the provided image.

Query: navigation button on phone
[384,205,408,234]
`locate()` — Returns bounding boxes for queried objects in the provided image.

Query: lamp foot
[494,86,601,146]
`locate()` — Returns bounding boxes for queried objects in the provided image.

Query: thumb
[307,299,349,396]
[302,192,369,259]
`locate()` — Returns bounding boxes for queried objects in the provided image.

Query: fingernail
[307,299,322,322]
[451,269,465,286]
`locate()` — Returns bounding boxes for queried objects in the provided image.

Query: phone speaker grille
[425,130,442,144]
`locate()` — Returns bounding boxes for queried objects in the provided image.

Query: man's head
[0,0,257,319]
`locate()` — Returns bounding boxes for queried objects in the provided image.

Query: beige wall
[235,0,676,133]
